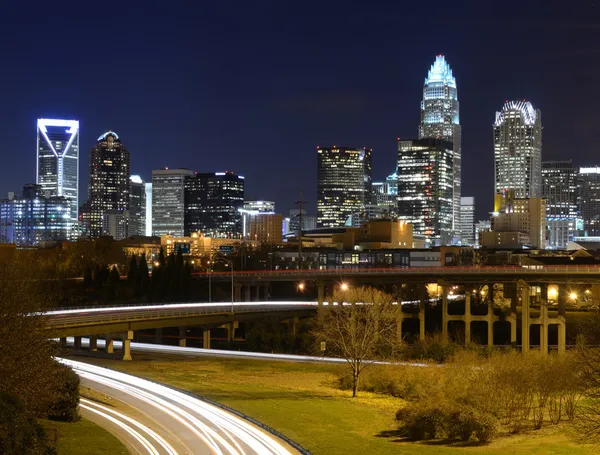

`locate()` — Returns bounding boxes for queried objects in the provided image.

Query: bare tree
[312,286,401,397]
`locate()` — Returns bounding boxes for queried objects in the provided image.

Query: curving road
[61,358,297,455]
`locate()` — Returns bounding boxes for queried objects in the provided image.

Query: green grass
[83,354,596,455]
[41,418,129,455]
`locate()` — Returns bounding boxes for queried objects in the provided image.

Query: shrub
[46,364,80,422]
[396,405,447,440]
[446,407,497,443]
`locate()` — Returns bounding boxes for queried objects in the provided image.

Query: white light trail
[61,358,294,455]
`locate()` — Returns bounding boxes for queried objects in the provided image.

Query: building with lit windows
[36,118,79,231]
[372,172,399,218]
[579,167,600,237]
[240,201,275,239]
[102,209,132,241]
[0,184,70,246]
[474,220,491,248]
[418,56,461,237]
[152,168,194,237]
[542,160,579,249]
[83,131,130,238]
[480,192,546,249]
[289,208,317,235]
[129,175,146,237]
[145,182,152,236]
[397,138,454,245]
[249,213,283,243]
[459,197,475,245]
[184,171,244,238]
[317,146,372,228]
[494,101,542,199]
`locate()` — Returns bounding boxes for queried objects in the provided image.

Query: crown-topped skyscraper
[418,55,461,241]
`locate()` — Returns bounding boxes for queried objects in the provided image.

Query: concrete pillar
[521,285,531,353]
[592,284,600,306]
[487,302,494,347]
[244,285,251,302]
[254,285,260,302]
[89,336,98,352]
[441,287,449,341]
[106,337,114,354]
[59,337,67,347]
[540,302,549,355]
[464,292,471,345]
[73,336,82,349]
[179,327,187,347]
[234,284,242,302]
[488,282,495,305]
[396,315,403,343]
[558,317,566,355]
[155,328,163,344]
[290,317,299,337]
[419,303,425,342]
[203,329,211,349]
[122,330,133,361]
[317,282,325,305]
[263,284,269,301]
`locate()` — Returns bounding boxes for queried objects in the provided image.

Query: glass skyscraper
[317,146,372,228]
[397,138,454,245]
[578,167,600,237]
[36,118,79,230]
[542,160,579,249]
[494,101,542,199]
[184,172,245,238]
[84,131,130,238]
[129,175,146,237]
[152,169,194,237]
[418,56,460,237]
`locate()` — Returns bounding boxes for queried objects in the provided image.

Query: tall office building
[494,101,542,199]
[0,184,70,246]
[289,208,317,234]
[184,171,244,238]
[240,201,275,239]
[578,167,600,237]
[418,56,461,236]
[145,182,152,236]
[128,175,146,237]
[459,197,475,245]
[84,131,130,238]
[36,118,79,229]
[397,138,454,245]
[317,146,372,228]
[152,169,194,237]
[542,160,579,248]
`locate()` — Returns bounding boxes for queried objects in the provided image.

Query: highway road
[61,358,298,455]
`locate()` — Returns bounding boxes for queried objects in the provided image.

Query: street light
[570,292,578,301]
[297,282,305,292]
[340,282,349,291]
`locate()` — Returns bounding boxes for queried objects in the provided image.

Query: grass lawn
[83,353,595,455]
[41,417,129,455]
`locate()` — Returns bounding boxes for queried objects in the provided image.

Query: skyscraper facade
[152,169,194,237]
[418,56,461,237]
[317,146,372,228]
[128,175,146,237]
[85,131,130,238]
[494,101,542,199]
[397,138,454,245]
[240,201,275,239]
[0,184,70,246]
[184,172,244,238]
[542,160,579,248]
[459,197,475,245]
[36,118,79,229]
[578,167,600,237]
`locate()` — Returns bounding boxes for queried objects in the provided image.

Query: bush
[0,392,55,455]
[46,364,80,422]
[446,407,497,443]
[396,405,447,440]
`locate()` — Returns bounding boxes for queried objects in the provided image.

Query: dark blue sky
[0,1,598,220]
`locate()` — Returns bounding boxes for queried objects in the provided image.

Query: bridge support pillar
[73,336,82,349]
[59,337,67,347]
[106,337,114,354]
[558,316,566,355]
[263,284,269,301]
[540,301,549,355]
[419,302,425,342]
[234,284,242,302]
[441,287,449,342]
[290,317,299,337]
[89,336,98,352]
[487,302,494,347]
[464,292,472,345]
[396,313,404,343]
[244,285,251,302]
[179,327,187,347]
[317,282,325,305]
[122,330,133,361]
[520,283,531,353]
[203,330,211,349]
[156,328,163,344]
[254,285,260,301]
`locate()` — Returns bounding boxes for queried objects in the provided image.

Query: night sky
[0,1,598,221]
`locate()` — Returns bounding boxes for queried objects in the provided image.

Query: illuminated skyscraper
[152,168,194,237]
[542,160,579,248]
[419,56,460,237]
[494,101,542,198]
[85,131,130,238]
[36,118,79,229]
[129,175,146,237]
[397,138,454,245]
[317,146,372,228]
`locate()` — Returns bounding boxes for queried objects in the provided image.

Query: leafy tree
[138,254,150,296]
[82,266,93,289]
[158,248,167,267]
[109,266,120,286]
[312,286,401,397]
[127,254,138,285]
[46,364,80,422]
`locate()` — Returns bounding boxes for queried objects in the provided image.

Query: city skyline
[0,3,597,222]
